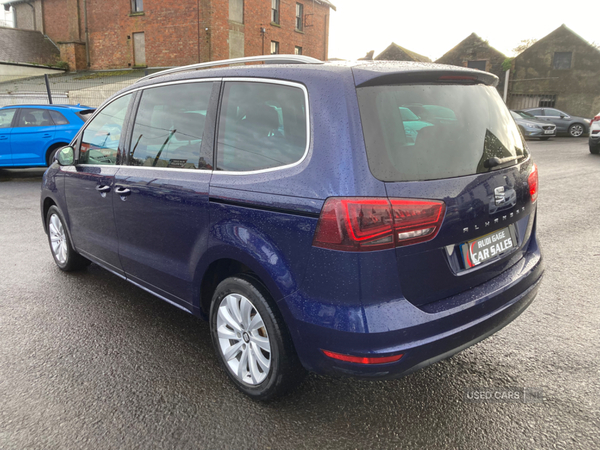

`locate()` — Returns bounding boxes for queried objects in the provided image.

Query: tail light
[312,197,446,251]
[528,164,538,203]
[590,115,600,126]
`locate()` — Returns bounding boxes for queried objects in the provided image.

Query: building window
[553,52,572,70]
[271,41,279,55]
[271,0,280,25]
[295,46,302,55]
[131,0,144,12]
[296,3,303,31]
[467,60,487,71]
[133,32,146,66]
[229,0,243,24]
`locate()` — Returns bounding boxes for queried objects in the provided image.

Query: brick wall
[41,0,331,70]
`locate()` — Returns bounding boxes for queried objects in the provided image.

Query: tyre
[568,123,584,137]
[46,205,91,271]
[46,144,67,166]
[209,275,306,401]
[590,144,600,155]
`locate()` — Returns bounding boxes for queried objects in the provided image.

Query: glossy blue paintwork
[1,104,90,167]
[40,61,544,379]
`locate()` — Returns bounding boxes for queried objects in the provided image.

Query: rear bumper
[281,235,544,379]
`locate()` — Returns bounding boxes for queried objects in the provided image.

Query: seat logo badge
[494,186,506,205]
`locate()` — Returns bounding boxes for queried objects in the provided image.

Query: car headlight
[524,122,541,129]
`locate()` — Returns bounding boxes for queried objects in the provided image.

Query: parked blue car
[40,56,544,400]
[0,104,94,168]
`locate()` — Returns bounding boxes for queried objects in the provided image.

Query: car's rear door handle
[115,186,131,198]
[0,136,7,140]
[42,134,51,138]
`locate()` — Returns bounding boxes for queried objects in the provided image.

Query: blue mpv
[41,56,544,400]
[1,104,93,167]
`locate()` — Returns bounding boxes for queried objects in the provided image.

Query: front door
[113,81,217,306]
[64,93,134,275]
[10,108,56,166]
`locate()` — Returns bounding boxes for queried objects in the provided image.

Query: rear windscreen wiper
[484,156,520,170]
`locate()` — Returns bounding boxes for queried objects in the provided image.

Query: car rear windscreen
[357,84,527,182]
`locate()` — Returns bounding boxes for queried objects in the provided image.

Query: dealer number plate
[461,227,515,268]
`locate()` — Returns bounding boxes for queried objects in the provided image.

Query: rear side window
[357,84,527,182]
[49,110,69,125]
[16,109,55,127]
[127,82,213,169]
[0,109,16,128]
[217,81,307,172]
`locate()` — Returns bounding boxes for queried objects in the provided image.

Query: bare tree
[513,39,537,55]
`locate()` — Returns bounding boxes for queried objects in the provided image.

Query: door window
[16,109,55,127]
[79,94,132,165]
[0,109,16,128]
[544,109,563,117]
[527,109,543,116]
[216,81,308,172]
[49,110,70,125]
[127,82,213,169]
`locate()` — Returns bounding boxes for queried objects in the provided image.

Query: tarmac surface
[1,138,598,449]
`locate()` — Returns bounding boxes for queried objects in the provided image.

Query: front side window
[128,82,213,169]
[0,109,16,128]
[271,0,280,24]
[16,109,55,127]
[217,81,308,172]
[296,3,303,31]
[553,52,572,70]
[131,0,143,12]
[79,94,132,165]
[357,84,527,182]
[545,108,564,117]
[271,41,279,55]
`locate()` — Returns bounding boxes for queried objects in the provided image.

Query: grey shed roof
[0,27,60,66]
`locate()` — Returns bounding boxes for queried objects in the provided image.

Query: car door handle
[0,136,7,140]
[96,185,111,193]
[115,187,131,197]
[42,134,52,138]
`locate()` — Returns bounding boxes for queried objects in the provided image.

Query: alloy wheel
[570,124,584,137]
[216,293,272,385]
[49,214,68,264]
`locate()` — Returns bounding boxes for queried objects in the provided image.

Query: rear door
[544,108,569,133]
[10,108,56,166]
[0,108,16,166]
[112,80,218,307]
[357,82,537,307]
[64,93,134,274]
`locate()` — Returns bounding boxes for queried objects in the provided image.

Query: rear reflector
[528,164,538,203]
[322,349,404,365]
[312,197,446,251]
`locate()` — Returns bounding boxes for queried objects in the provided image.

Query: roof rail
[136,55,323,83]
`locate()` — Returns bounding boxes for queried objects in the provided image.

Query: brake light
[528,164,538,203]
[438,75,477,81]
[322,349,404,364]
[312,197,446,251]
[590,115,600,126]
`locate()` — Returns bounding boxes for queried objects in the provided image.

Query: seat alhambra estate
[41,56,544,400]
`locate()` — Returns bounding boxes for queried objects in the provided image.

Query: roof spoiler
[354,68,499,88]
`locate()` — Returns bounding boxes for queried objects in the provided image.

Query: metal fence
[0,69,165,108]
[508,93,557,110]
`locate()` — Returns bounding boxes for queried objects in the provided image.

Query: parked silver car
[511,110,556,140]
[522,107,590,137]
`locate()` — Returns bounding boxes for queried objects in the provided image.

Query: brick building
[6,0,335,70]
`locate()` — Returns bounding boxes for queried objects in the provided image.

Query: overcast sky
[328,0,598,61]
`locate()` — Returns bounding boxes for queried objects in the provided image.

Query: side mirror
[560,114,565,119]
[56,146,75,166]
